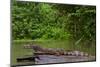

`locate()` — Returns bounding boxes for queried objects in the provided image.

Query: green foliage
[12,1,70,40]
[40,27,70,40]
[12,1,96,45]
[63,5,96,43]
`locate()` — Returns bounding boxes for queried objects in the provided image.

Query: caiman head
[23,44,43,52]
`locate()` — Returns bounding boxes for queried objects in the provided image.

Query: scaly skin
[24,44,89,57]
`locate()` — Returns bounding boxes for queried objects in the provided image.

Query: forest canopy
[12,1,96,45]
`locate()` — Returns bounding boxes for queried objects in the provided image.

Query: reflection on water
[35,55,95,64]
[16,55,95,66]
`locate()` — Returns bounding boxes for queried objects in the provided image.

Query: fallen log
[16,55,40,62]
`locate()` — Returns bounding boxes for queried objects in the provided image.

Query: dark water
[35,55,95,64]
[15,55,95,66]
